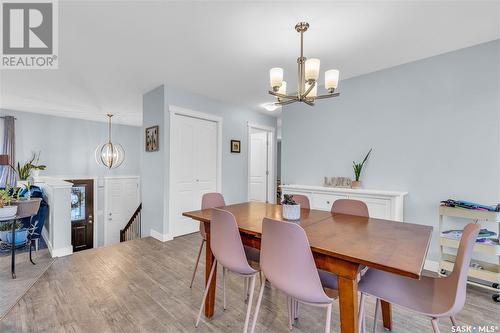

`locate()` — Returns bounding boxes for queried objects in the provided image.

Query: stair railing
[120,203,142,242]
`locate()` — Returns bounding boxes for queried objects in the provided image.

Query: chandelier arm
[315,92,341,100]
[268,91,299,100]
[276,99,298,106]
[301,80,316,99]
[303,100,315,107]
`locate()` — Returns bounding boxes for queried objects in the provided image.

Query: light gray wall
[0,109,141,177]
[141,86,166,237]
[142,85,277,237]
[0,109,142,247]
[282,40,500,261]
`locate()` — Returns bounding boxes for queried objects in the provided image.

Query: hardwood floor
[0,249,53,318]
[1,234,498,333]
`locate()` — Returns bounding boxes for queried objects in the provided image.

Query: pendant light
[268,22,340,107]
[95,114,125,169]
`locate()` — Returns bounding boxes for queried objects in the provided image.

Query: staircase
[120,203,142,242]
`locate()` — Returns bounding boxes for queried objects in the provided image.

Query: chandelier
[95,114,125,169]
[268,22,340,107]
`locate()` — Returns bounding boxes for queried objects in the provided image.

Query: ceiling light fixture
[262,103,280,111]
[95,114,125,169]
[268,22,340,107]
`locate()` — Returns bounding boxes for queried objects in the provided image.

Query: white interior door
[104,177,140,245]
[172,114,218,237]
[249,128,270,202]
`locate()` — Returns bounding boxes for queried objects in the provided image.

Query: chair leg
[195,259,217,328]
[190,239,205,288]
[431,318,440,333]
[244,277,249,303]
[325,303,332,333]
[250,276,267,333]
[373,298,380,333]
[450,316,457,327]
[243,274,257,333]
[358,293,366,333]
[296,299,300,320]
[287,297,293,330]
[223,267,227,310]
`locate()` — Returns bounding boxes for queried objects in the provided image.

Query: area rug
[0,249,54,319]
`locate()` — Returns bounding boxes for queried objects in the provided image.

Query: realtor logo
[1,0,58,69]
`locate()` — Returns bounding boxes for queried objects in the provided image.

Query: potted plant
[0,186,17,219]
[11,183,42,218]
[352,148,372,189]
[16,152,46,187]
[282,194,301,220]
[0,220,27,246]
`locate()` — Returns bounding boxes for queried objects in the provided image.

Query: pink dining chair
[291,194,310,209]
[251,218,337,333]
[358,223,481,333]
[196,208,260,333]
[318,199,370,292]
[190,192,226,288]
[331,198,369,217]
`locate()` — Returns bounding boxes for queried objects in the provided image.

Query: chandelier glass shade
[95,114,125,169]
[268,22,340,107]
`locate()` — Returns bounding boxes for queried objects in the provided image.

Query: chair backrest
[444,223,480,315]
[260,217,331,304]
[200,193,226,237]
[291,194,310,209]
[202,192,226,210]
[331,199,369,217]
[210,208,255,275]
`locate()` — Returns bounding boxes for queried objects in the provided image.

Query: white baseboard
[150,229,173,242]
[42,227,73,257]
[424,259,439,272]
[51,246,73,257]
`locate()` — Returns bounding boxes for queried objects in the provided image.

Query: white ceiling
[1,1,498,126]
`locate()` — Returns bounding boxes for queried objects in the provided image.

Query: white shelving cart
[438,206,500,302]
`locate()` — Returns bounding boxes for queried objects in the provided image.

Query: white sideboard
[280,184,407,221]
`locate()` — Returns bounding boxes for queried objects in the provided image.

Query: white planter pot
[0,205,18,220]
[17,180,29,188]
[282,204,301,220]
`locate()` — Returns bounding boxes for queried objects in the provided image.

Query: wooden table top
[183,202,432,279]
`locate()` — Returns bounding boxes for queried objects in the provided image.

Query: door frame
[168,105,223,237]
[247,122,276,204]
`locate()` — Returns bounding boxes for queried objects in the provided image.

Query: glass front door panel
[71,186,86,221]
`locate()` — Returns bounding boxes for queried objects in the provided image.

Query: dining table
[183,201,432,333]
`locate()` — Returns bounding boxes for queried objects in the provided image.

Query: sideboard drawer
[348,195,392,220]
[312,193,348,211]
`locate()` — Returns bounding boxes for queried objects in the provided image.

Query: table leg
[11,220,16,279]
[381,300,392,330]
[320,256,359,333]
[204,222,216,318]
[338,275,359,333]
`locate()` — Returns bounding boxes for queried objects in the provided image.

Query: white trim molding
[150,229,173,242]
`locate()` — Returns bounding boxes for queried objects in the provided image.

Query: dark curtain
[0,116,16,187]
